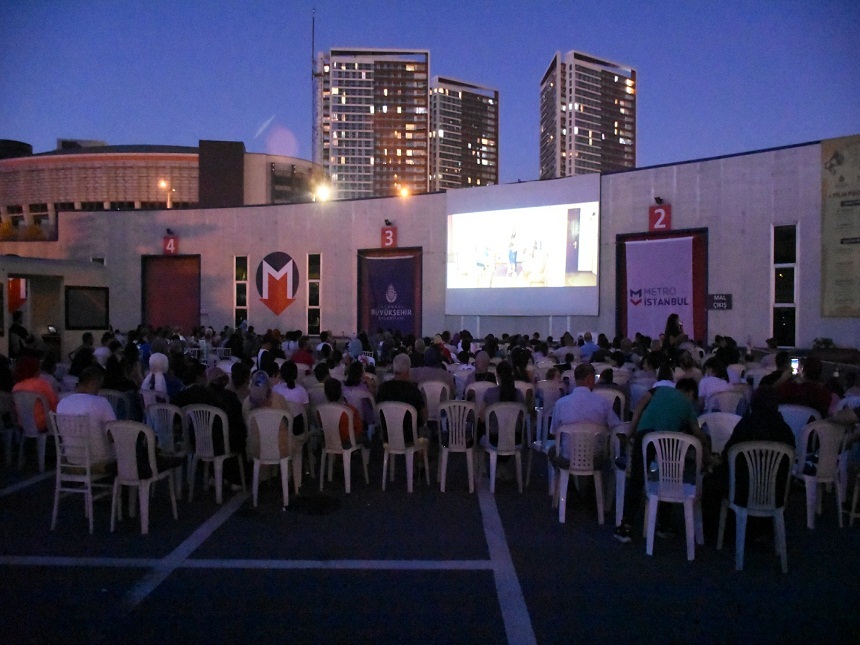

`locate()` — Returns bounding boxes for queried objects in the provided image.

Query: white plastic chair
[593,388,626,420]
[378,401,429,492]
[465,381,494,419]
[316,402,370,494]
[481,402,527,494]
[726,363,746,385]
[705,389,746,415]
[185,404,246,504]
[552,422,609,524]
[438,400,477,493]
[611,422,633,528]
[99,389,132,420]
[778,404,822,447]
[145,402,189,492]
[698,412,742,455]
[343,388,379,442]
[744,368,770,389]
[642,432,704,561]
[13,390,51,473]
[717,441,795,572]
[49,412,113,534]
[247,408,293,508]
[139,387,169,410]
[420,380,451,432]
[796,419,847,529]
[108,421,180,535]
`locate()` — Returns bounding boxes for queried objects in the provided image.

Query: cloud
[254,114,275,139]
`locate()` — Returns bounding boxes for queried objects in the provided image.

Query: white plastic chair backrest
[140,388,168,409]
[706,389,745,415]
[726,363,746,384]
[307,383,328,408]
[798,420,845,481]
[555,421,608,474]
[560,370,576,394]
[50,412,91,468]
[485,402,526,452]
[283,400,308,438]
[377,401,418,451]
[12,390,50,437]
[465,381,494,418]
[439,400,477,450]
[642,431,702,500]
[513,381,534,410]
[248,408,294,461]
[420,381,450,422]
[343,389,377,427]
[778,404,821,445]
[108,420,157,481]
[316,402,357,449]
[728,441,795,511]
[535,380,564,412]
[744,368,769,389]
[184,404,229,459]
[611,421,633,463]
[837,396,860,411]
[612,368,630,386]
[698,412,742,454]
[99,389,130,420]
[593,388,625,419]
[145,402,186,452]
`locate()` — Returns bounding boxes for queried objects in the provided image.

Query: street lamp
[158,179,175,209]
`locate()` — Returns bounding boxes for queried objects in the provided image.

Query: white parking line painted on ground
[0,556,160,567]
[478,486,537,645]
[181,559,493,570]
[123,491,248,610]
[0,471,54,497]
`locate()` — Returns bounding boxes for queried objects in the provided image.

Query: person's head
[474,350,490,373]
[149,352,169,375]
[749,384,779,415]
[424,346,442,368]
[280,360,299,388]
[675,377,698,401]
[314,362,330,383]
[392,353,411,378]
[77,365,104,393]
[766,337,778,350]
[573,362,596,388]
[248,370,271,408]
[15,355,41,380]
[81,332,94,347]
[323,377,343,403]
[545,367,559,381]
[230,361,251,390]
[584,331,593,343]
[774,351,790,370]
[704,357,728,380]
[657,363,675,382]
[206,366,229,390]
[599,368,614,385]
[41,352,58,376]
[345,360,364,386]
[801,356,823,381]
[611,350,625,368]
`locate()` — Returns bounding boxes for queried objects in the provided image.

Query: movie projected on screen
[445,174,600,316]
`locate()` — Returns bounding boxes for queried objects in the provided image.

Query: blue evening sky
[1,0,858,184]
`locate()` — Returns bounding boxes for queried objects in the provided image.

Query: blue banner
[364,255,415,334]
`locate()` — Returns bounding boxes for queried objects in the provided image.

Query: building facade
[0,140,324,241]
[539,51,636,179]
[313,49,430,200]
[429,77,499,191]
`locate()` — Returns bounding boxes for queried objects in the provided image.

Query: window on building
[235,256,248,329]
[772,225,796,347]
[307,254,321,335]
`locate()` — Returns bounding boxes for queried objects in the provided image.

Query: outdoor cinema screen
[445,174,600,316]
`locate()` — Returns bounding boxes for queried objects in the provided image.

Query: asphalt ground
[2,437,859,644]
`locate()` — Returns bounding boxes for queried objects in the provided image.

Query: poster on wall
[821,134,860,317]
[357,248,422,336]
[625,236,695,339]
[256,251,300,316]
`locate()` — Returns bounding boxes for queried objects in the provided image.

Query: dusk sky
[2,0,858,184]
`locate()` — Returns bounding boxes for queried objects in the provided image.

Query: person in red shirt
[12,354,59,432]
[775,356,832,417]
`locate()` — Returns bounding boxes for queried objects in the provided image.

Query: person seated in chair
[56,366,115,467]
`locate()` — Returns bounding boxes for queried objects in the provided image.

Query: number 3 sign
[648,204,672,231]
[381,226,397,248]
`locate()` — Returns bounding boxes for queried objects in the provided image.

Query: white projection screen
[445,174,600,316]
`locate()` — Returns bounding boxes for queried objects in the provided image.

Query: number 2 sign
[648,204,672,231]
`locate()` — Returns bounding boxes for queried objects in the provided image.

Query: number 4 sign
[648,204,672,231]
[163,235,179,254]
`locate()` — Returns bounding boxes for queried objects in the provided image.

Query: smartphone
[791,358,799,375]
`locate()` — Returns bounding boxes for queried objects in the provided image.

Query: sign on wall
[357,248,422,336]
[708,293,732,310]
[648,204,672,232]
[256,251,300,315]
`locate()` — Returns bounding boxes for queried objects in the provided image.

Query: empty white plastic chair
[593,388,626,420]
[185,404,246,504]
[705,390,746,415]
[438,400,477,493]
[717,441,794,572]
[642,432,704,561]
[698,412,742,455]
[145,402,189,492]
[778,404,821,447]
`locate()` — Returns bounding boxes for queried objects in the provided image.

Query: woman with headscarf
[244,369,293,472]
[140,352,183,400]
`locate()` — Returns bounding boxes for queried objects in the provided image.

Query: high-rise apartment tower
[539,51,636,178]
[429,77,499,191]
[313,48,430,200]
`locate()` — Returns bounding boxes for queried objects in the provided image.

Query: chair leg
[343,451,352,494]
[836,475,845,529]
[804,476,816,529]
[252,460,261,507]
[525,445,534,488]
[467,448,475,494]
[774,509,788,573]
[645,495,658,555]
[381,451,388,491]
[735,508,748,571]
[361,447,370,484]
[51,471,61,531]
[319,452,327,492]
[615,470,626,529]
[716,499,728,550]
[139,481,150,535]
[594,471,604,526]
[406,450,414,493]
[279,458,290,507]
[85,481,95,534]
[167,474,178,520]
[236,456,246,491]
[515,452,523,493]
[110,481,120,532]
[694,499,704,545]
[488,452,497,494]
[291,451,303,494]
[440,448,449,492]
[557,470,569,523]
[422,446,431,486]
[214,460,224,504]
[188,457,198,503]
[37,435,47,473]
[683,499,696,561]
[851,474,860,527]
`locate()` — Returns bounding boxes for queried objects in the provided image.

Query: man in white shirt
[551,362,621,460]
[56,365,116,465]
